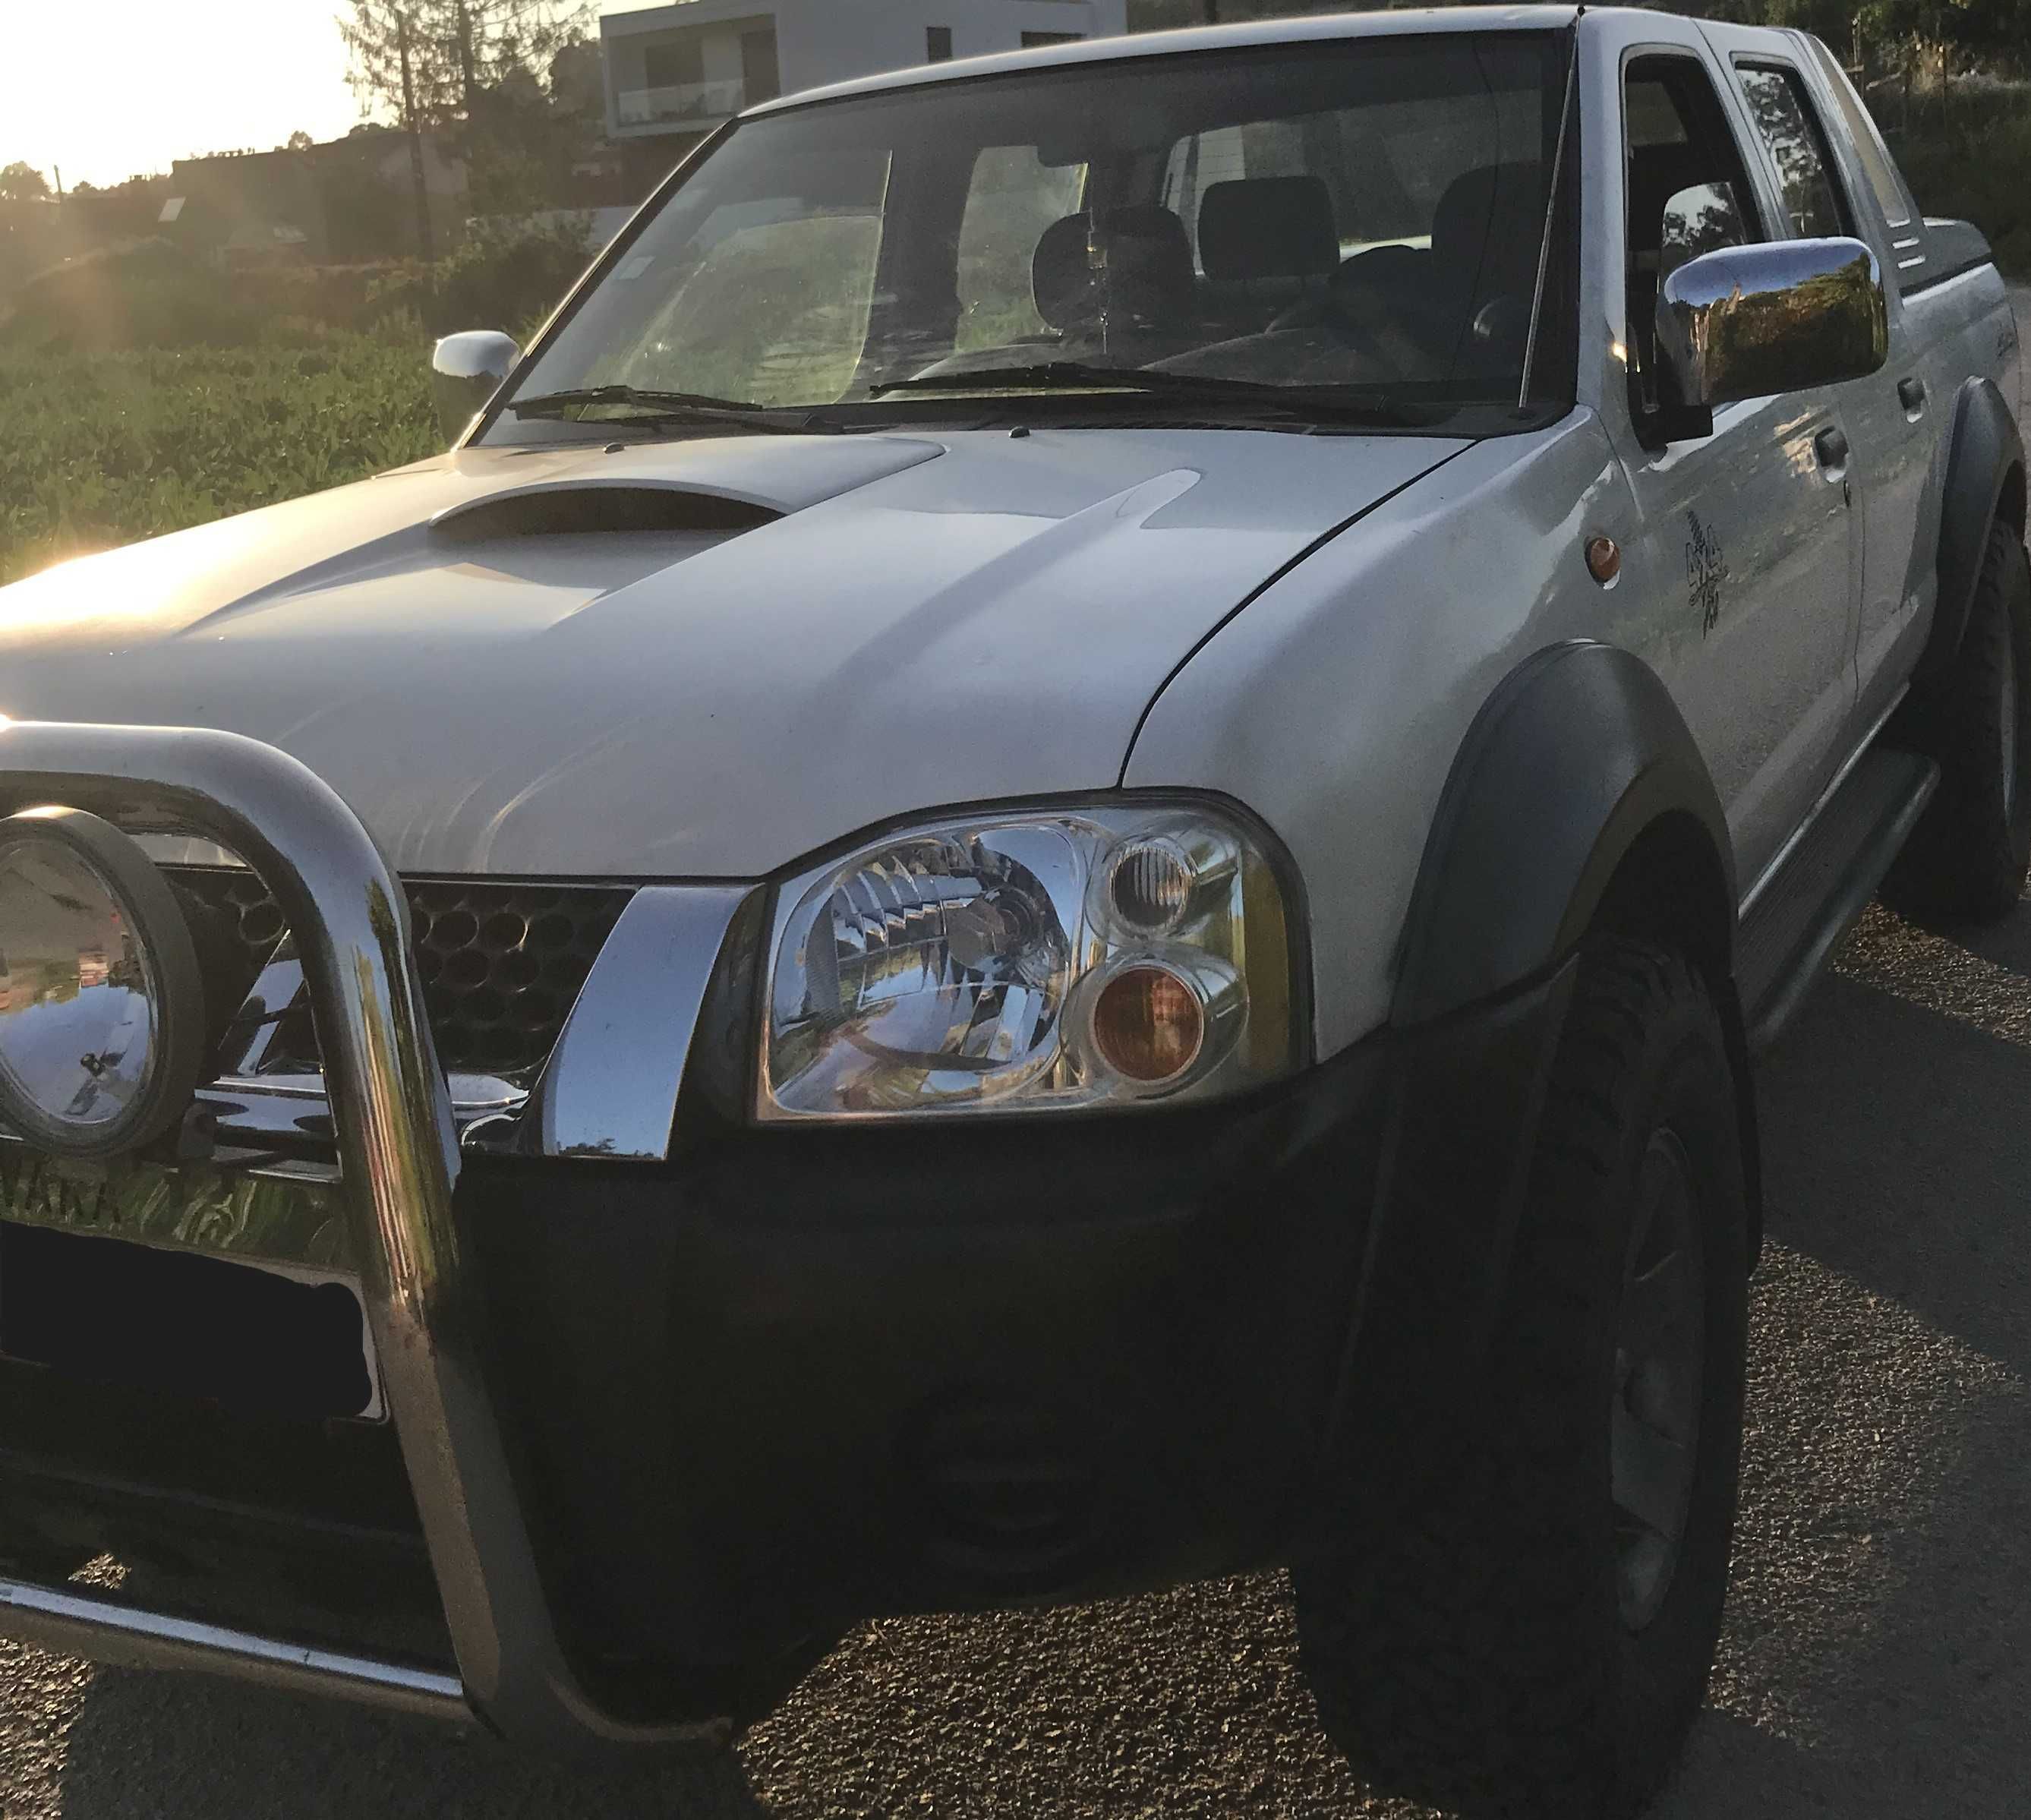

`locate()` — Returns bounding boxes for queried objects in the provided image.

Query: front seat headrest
[1430,162,1548,302]
[1197,176,1339,281]
[1032,206,1195,336]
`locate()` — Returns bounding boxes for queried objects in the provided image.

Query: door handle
[1898,376,1928,414]
[1815,426,1850,470]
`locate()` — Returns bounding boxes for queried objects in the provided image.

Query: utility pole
[454,0,478,111]
[397,8,436,263]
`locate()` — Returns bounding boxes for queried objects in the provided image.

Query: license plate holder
[0,1220,382,1421]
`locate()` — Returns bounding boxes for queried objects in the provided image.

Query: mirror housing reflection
[1654,235,1887,433]
[430,330,522,446]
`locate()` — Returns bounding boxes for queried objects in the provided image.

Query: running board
[1737,746,1938,1050]
[0,1575,469,1723]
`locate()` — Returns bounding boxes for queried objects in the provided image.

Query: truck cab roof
[739,5,1829,120]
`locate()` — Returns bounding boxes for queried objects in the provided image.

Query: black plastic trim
[1918,377,2026,686]
[1392,641,1736,1027]
[1900,219,1992,297]
[1744,753,1938,1049]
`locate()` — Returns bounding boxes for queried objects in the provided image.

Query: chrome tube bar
[0,1577,469,1724]
[0,721,710,1748]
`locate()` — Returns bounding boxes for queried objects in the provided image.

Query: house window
[741,28,781,103]
[926,26,954,61]
[1021,31,1082,47]
[643,38,705,93]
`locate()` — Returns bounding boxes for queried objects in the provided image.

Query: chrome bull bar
[0,720,714,1748]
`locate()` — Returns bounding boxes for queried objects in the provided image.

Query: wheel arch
[1918,376,2026,687]
[1392,641,1736,1027]
[1390,640,1761,1251]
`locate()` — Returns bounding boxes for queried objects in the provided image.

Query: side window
[1623,55,1764,412]
[954,146,1087,351]
[1733,63,1849,239]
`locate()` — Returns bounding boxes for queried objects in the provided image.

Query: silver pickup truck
[0,10,2020,1818]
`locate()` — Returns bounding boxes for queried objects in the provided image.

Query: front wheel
[1293,937,1749,1820]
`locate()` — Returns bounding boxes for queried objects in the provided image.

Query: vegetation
[342,0,597,243]
[0,161,50,204]
[363,215,596,334]
[0,333,437,586]
[1887,87,2031,273]
[0,214,591,349]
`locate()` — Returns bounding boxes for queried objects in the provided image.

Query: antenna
[1518,27,1579,412]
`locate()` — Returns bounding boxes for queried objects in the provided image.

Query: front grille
[167,869,632,1077]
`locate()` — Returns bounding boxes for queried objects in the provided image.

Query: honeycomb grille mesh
[167,869,632,1077]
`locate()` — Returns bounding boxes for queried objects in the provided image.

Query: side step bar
[1737,746,1938,1050]
[0,1575,470,1725]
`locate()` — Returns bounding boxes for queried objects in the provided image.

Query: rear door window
[1733,62,1849,239]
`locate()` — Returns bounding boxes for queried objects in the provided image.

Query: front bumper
[0,722,1572,1749]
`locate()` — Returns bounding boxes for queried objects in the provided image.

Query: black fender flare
[1391,639,1736,1028]
[1318,643,1760,1505]
[1916,376,2026,686]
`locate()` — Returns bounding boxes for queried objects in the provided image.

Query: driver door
[1617,45,1856,885]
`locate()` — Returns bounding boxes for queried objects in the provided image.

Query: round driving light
[1107,837,1194,934]
[1090,964,1203,1085]
[0,806,207,1159]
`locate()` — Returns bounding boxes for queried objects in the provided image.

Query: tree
[286,130,317,151]
[0,161,51,204]
[341,2,591,140]
[342,1,591,250]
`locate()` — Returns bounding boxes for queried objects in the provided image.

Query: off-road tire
[1293,937,1749,1820]
[1884,521,2031,922]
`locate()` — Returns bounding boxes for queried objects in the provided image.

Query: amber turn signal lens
[1585,535,1621,585]
[1091,964,1204,1083]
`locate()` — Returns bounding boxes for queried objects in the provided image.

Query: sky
[1,1,663,191]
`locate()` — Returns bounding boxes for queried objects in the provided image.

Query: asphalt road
[8,329,2031,1820]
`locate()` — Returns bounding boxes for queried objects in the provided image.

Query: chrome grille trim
[168,868,631,1078]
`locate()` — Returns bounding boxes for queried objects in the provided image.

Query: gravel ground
[7,320,2031,1820]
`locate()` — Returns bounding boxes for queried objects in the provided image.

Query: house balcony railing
[614,77,750,130]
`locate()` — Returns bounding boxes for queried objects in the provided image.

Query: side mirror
[431,330,521,445]
[1654,236,1887,428]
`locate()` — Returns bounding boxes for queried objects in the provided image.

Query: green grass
[0,334,440,588]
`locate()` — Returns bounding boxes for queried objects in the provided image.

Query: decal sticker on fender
[1687,509,1727,637]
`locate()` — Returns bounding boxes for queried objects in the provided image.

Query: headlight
[758,801,1299,1121]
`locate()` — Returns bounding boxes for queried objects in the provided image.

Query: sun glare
[2,1,364,191]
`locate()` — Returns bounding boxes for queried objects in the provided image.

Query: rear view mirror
[1657,181,1750,282]
[431,331,522,445]
[1654,235,1887,418]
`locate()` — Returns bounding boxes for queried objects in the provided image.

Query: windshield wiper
[867,361,1434,427]
[508,385,826,434]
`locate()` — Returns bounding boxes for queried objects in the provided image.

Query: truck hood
[0,428,1465,877]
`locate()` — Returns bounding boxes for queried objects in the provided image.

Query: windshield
[497,31,1575,437]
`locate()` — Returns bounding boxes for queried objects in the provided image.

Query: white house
[601,0,1129,145]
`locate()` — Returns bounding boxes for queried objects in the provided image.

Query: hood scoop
[430,482,781,544]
